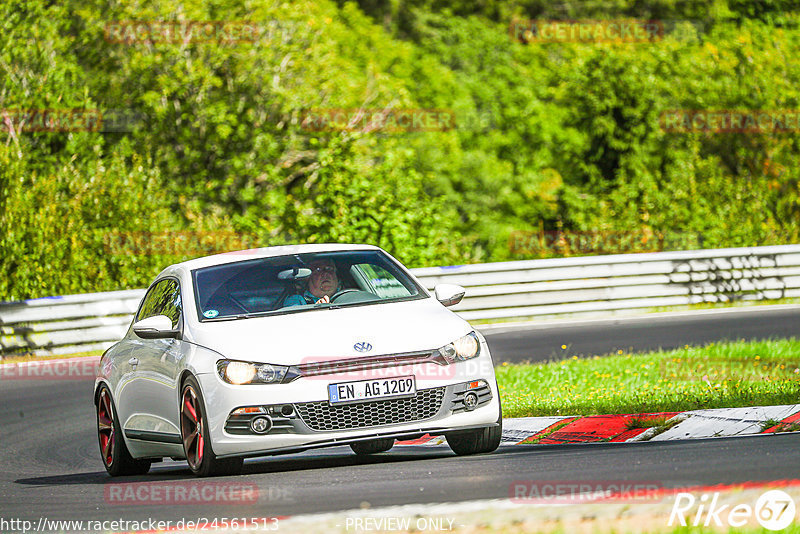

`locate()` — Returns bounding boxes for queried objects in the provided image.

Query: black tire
[350,438,394,455]
[96,385,151,476]
[446,407,503,456]
[180,376,243,477]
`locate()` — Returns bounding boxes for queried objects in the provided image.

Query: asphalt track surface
[1,308,799,524]
[482,306,800,364]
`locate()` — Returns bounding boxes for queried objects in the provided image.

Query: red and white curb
[634,404,800,441]
[395,404,800,447]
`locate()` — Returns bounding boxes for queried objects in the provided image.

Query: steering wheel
[330,288,361,302]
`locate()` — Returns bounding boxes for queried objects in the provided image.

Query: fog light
[233,406,265,415]
[250,415,272,434]
[463,391,479,411]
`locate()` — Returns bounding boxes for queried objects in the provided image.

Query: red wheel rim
[181,385,204,470]
[97,390,115,467]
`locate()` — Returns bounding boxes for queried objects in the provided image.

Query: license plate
[328,376,416,405]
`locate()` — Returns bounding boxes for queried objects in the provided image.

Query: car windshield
[192,250,426,321]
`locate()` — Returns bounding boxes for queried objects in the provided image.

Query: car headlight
[217,360,288,385]
[438,332,481,363]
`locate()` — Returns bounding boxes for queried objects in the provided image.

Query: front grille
[295,387,446,431]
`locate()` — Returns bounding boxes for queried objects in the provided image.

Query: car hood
[187,297,472,365]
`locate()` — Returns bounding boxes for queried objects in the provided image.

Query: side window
[354,264,413,299]
[136,279,182,329]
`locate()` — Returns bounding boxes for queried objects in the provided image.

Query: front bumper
[197,345,500,458]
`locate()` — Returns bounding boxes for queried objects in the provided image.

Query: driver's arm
[282,294,306,307]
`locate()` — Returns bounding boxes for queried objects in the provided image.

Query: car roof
[164,243,382,274]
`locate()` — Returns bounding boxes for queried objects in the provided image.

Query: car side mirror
[434,284,465,307]
[132,315,180,339]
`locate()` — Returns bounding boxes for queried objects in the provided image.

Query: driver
[283,258,340,306]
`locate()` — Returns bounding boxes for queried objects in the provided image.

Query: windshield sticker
[203,309,219,319]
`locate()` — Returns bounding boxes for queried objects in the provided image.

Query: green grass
[760,418,782,431]
[624,415,672,430]
[774,421,800,433]
[496,338,800,418]
[641,416,685,440]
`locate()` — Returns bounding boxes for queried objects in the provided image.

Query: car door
[118,278,186,454]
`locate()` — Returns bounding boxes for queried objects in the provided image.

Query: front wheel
[96,386,151,476]
[446,406,503,456]
[350,438,394,455]
[181,376,243,477]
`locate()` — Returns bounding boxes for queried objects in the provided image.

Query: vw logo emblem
[354,342,372,353]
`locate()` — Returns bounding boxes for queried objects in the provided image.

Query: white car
[94,244,502,477]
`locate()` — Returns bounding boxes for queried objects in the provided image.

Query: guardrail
[2,244,799,356]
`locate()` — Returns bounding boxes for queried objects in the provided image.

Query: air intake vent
[295,387,445,431]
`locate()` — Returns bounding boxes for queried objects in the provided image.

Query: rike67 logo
[669,490,796,531]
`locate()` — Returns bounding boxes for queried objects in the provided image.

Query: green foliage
[280,134,467,265]
[0,144,182,300]
[1,0,799,299]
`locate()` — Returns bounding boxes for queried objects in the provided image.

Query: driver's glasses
[312,266,336,274]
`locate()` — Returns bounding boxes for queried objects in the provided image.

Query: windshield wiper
[313,302,343,309]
